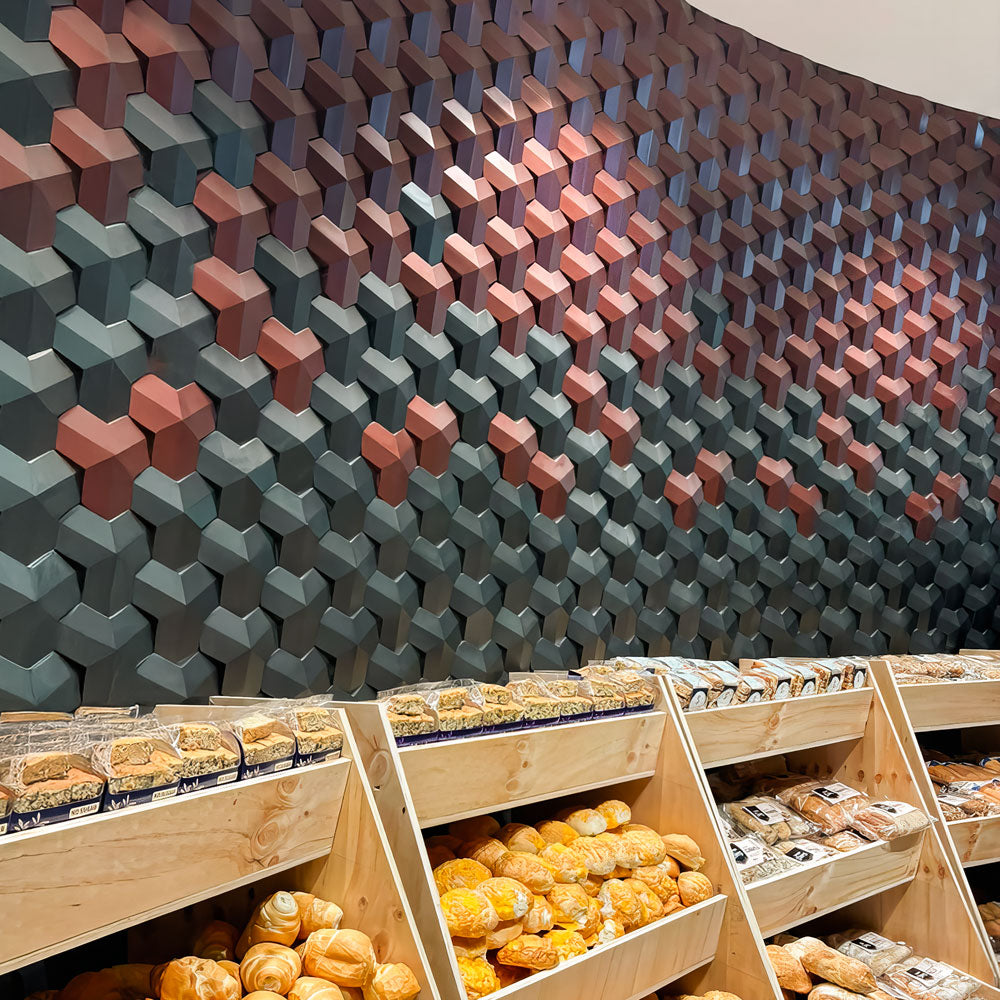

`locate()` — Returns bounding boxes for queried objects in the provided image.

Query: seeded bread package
[379,684,440,745]
[89,719,184,809]
[515,672,594,724]
[477,682,526,732]
[850,800,930,841]
[717,812,798,884]
[774,777,871,835]
[827,930,913,976]
[2,724,105,831]
[425,680,485,738]
[723,794,818,844]
[151,709,243,792]
[286,699,344,765]
[223,709,296,777]
[879,957,979,1000]
[602,664,658,712]
[507,675,562,726]
[573,666,627,717]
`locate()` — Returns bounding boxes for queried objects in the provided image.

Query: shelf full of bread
[0,699,438,1000]
[342,673,783,1000]
[622,655,950,951]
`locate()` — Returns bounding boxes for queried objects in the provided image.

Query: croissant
[241,943,302,994]
[60,965,154,1000]
[217,961,241,985]
[154,957,241,1000]
[292,891,345,937]
[194,921,240,962]
[288,978,346,1000]
[299,929,376,987]
[237,892,302,957]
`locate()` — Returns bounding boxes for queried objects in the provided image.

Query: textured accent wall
[0,0,998,709]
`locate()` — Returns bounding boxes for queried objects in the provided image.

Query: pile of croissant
[45,890,420,1000]
[427,799,713,998]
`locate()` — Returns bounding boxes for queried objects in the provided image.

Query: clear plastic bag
[776,779,871,835]
[425,680,486,738]
[879,957,980,1000]
[223,708,296,777]
[723,794,818,844]
[773,838,839,864]
[850,800,930,841]
[379,684,440,745]
[827,930,912,976]
[89,718,184,809]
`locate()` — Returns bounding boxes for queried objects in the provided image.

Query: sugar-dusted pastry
[597,879,643,930]
[477,877,531,920]
[362,963,420,1000]
[661,833,705,870]
[595,799,632,830]
[557,807,607,836]
[155,958,241,1000]
[484,918,524,950]
[462,837,508,872]
[545,928,587,963]
[523,893,554,934]
[433,857,491,894]
[567,835,616,876]
[194,921,240,962]
[298,929,376,987]
[440,888,499,937]
[494,851,555,893]
[630,863,680,904]
[291,892,344,937]
[538,842,588,884]
[240,943,301,994]
[546,882,590,928]
[456,957,500,1000]
[623,878,665,924]
[677,871,713,906]
[537,819,578,845]
[496,934,558,970]
[449,815,500,842]
[498,822,545,854]
[288,977,345,1000]
[238,891,302,956]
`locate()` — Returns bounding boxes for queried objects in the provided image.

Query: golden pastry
[557,807,607,836]
[545,929,587,963]
[476,877,531,920]
[677,871,713,906]
[537,820,579,845]
[298,929,376,987]
[538,842,588,884]
[440,888,499,937]
[291,893,344,938]
[579,897,602,940]
[240,944,302,994]
[451,936,488,959]
[546,882,590,928]
[484,918,524,950]
[567,836,616,876]
[581,873,604,896]
[449,816,500,842]
[661,834,705,871]
[288,977,345,1000]
[193,921,240,962]
[361,964,420,1000]
[498,822,545,854]
[237,892,302,956]
[493,851,555,893]
[598,879,643,930]
[493,963,529,989]
[217,960,241,984]
[433,858,491,894]
[456,957,500,1000]
[155,958,241,1000]
[623,878,664,923]
[496,934,558,970]
[462,837,508,872]
[426,845,455,868]
[630,864,680,904]
[523,893,554,934]
[595,799,632,829]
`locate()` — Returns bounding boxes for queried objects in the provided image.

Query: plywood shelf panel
[949,816,1000,867]
[685,690,873,768]
[0,758,351,975]
[397,711,665,827]
[896,679,1000,731]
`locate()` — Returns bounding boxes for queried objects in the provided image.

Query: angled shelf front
[397,710,665,826]
[896,678,1000,732]
[684,689,873,768]
[746,835,925,937]
[949,816,1000,867]
[0,757,350,974]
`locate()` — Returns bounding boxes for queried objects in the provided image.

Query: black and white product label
[828,675,843,692]
[851,931,895,953]
[870,800,916,816]
[853,669,867,688]
[729,837,767,869]
[938,794,968,806]
[800,678,817,696]
[715,687,735,708]
[773,679,791,699]
[812,782,861,803]
[742,802,785,825]
[786,845,815,862]
[689,689,708,711]
[903,959,952,985]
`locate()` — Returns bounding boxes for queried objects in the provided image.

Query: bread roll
[567,836,616,876]
[597,879,643,930]
[456,957,499,1000]
[545,928,587,963]
[766,945,813,993]
[523,893,554,934]
[361,964,420,1000]
[494,851,555,893]
[451,936,487,959]
[661,834,705,870]
[299,929,376,987]
[678,871,713,906]
[496,934,558,970]
[784,937,876,994]
[449,816,500,841]
[537,820,579,845]
[484,918,523,950]
[440,889,499,937]
[477,877,531,920]
[595,799,631,829]
[288,977,345,1000]
[557,807,607,836]
[433,858,491,894]
[546,882,590,928]
[539,843,588,884]
[498,823,545,854]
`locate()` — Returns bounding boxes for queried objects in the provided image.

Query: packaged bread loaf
[647,660,710,711]
[507,676,562,725]
[477,684,525,731]
[879,957,980,1000]
[511,673,592,724]
[287,703,343,765]
[90,721,184,808]
[426,681,485,738]
[741,659,796,699]
[226,710,296,777]
[725,832,798,884]
[775,778,871,834]
[850,800,929,841]
[838,656,869,689]
[782,936,876,993]
[602,665,657,711]
[572,670,626,716]
[820,830,870,853]
[165,720,241,792]
[773,838,838,864]
[826,929,913,975]
[723,795,817,844]
[379,685,439,745]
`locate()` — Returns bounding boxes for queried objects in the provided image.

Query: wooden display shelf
[746,835,925,937]
[949,816,1000,867]
[685,689,873,768]
[487,896,725,1000]
[397,710,665,827]
[0,757,350,975]
[895,678,1000,731]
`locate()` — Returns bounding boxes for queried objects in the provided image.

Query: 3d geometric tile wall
[1,0,998,708]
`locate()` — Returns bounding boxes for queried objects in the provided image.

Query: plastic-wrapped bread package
[424,680,486,738]
[774,778,871,835]
[477,684,525,733]
[223,709,297,777]
[379,685,440,745]
[878,957,980,1000]
[163,719,241,792]
[645,659,710,711]
[882,655,966,680]
[795,658,842,693]
[284,699,344,765]
[819,830,870,853]
[716,811,797,885]
[722,794,817,844]
[1,724,105,831]
[741,659,795,700]
[835,656,869,689]
[604,665,657,712]
[826,930,913,976]
[512,672,593,724]
[685,659,739,707]
[718,661,769,704]
[573,668,627,717]
[88,718,184,809]
[772,838,839,864]
[506,676,562,726]
[777,660,820,697]
[850,801,930,841]
[934,790,971,821]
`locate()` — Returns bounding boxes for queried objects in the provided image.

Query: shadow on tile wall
[1,0,998,708]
